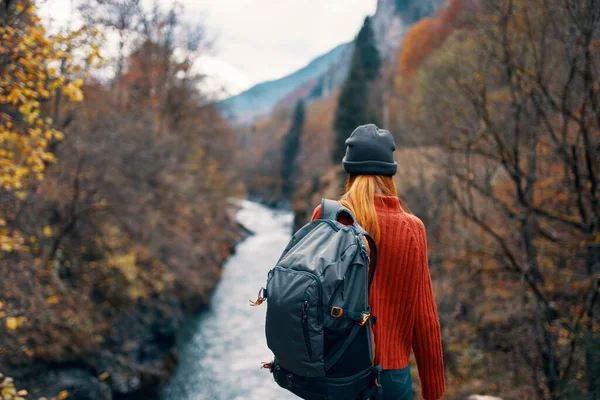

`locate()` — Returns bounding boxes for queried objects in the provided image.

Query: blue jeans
[380,366,412,400]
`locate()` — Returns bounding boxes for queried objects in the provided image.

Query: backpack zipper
[301,301,312,360]
[357,234,370,263]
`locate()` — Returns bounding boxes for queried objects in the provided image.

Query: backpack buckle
[357,312,370,326]
[330,306,344,318]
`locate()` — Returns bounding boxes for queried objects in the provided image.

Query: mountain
[220,0,443,124]
[278,0,443,112]
[218,43,348,123]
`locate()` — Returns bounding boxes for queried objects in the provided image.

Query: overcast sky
[40,0,377,96]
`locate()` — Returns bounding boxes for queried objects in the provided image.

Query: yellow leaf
[43,225,53,237]
[14,191,27,200]
[2,384,17,397]
[1,242,14,252]
[42,152,57,163]
[0,312,5,318]
[0,219,5,226]
[46,296,59,304]
[6,317,18,330]
[58,390,69,400]
[63,83,84,102]
[110,251,138,281]
[16,2,24,12]
[98,371,110,381]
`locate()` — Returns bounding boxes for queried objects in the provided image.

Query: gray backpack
[254,199,382,400]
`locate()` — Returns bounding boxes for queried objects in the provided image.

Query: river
[160,200,299,400]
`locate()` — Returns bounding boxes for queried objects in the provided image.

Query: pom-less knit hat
[342,124,397,176]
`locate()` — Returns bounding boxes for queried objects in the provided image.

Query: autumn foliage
[0,1,243,397]
[396,0,465,89]
[291,0,600,398]
[390,0,600,398]
[1,0,598,398]
[0,1,102,254]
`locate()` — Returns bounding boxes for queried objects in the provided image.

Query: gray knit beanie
[342,124,397,176]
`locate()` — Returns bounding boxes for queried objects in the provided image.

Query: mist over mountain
[218,43,348,123]
[219,0,443,124]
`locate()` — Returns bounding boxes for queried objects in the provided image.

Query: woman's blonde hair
[339,175,409,245]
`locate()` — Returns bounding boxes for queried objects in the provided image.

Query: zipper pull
[357,234,370,260]
[249,287,266,306]
[302,301,308,322]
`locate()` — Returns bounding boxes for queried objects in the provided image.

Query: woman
[311,124,445,400]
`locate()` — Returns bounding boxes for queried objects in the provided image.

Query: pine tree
[332,16,381,164]
[355,17,380,81]
[332,56,368,163]
[280,100,306,201]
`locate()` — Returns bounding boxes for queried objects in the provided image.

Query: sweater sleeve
[412,220,446,400]
[311,205,322,221]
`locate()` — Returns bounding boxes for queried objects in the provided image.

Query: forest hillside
[0,1,248,398]
[1,0,599,399]
[241,0,600,399]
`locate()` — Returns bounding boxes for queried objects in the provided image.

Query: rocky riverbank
[1,214,252,400]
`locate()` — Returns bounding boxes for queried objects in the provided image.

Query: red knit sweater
[311,195,445,400]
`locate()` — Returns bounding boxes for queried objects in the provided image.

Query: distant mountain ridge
[219,43,348,123]
[220,0,443,124]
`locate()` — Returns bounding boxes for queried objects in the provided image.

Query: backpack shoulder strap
[363,233,378,291]
[320,198,357,224]
[320,198,341,220]
[321,198,378,290]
